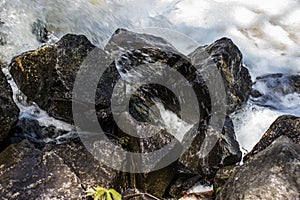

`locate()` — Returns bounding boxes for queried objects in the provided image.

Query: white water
[1,0,299,76]
[0,0,299,191]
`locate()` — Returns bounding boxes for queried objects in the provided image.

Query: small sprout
[119,136,130,145]
[215,187,222,194]
[85,187,122,200]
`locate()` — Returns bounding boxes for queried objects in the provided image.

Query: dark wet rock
[10,34,95,122]
[9,31,247,197]
[189,37,252,114]
[180,116,242,180]
[0,32,6,46]
[103,30,211,197]
[0,20,6,45]
[179,191,214,200]
[0,140,83,199]
[216,136,300,200]
[168,165,202,198]
[213,165,238,194]
[115,112,179,197]
[105,28,177,56]
[0,65,19,143]
[251,73,300,110]
[132,162,178,198]
[106,30,210,124]
[44,138,121,191]
[244,115,300,161]
[32,19,49,43]
[8,113,70,148]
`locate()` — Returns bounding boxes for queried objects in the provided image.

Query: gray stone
[244,115,300,161]
[10,34,95,122]
[43,139,121,191]
[216,136,300,200]
[180,116,242,180]
[0,64,19,142]
[189,38,252,114]
[0,140,83,199]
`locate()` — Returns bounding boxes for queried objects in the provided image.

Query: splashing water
[0,0,299,167]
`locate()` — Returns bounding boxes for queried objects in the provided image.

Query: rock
[9,30,248,197]
[244,115,300,161]
[114,112,179,197]
[180,116,242,180]
[43,138,121,191]
[130,162,178,198]
[213,165,237,194]
[105,29,210,123]
[216,136,300,200]
[8,113,70,149]
[106,30,242,182]
[32,19,49,43]
[0,64,19,143]
[0,20,6,46]
[251,73,300,110]
[179,191,214,200]
[189,37,252,114]
[0,140,83,199]
[103,30,214,197]
[10,34,95,122]
[168,165,202,198]
[105,28,177,56]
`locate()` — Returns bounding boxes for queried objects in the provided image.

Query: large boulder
[213,165,237,195]
[189,37,252,114]
[92,29,207,197]
[105,30,243,191]
[216,136,300,200]
[44,139,121,191]
[0,64,19,143]
[0,140,83,199]
[179,116,242,180]
[244,115,300,161]
[10,34,95,122]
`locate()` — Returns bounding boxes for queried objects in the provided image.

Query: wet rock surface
[167,165,202,198]
[213,165,238,194]
[189,37,252,114]
[179,191,214,200]
[244,115,300,161]
[44,139,121,191]
[251,73,300,110]
[8,30,252,198]
[8,114,70,148]
[216,136,300,200]
[0,140,83,199]
[10,34,95,122]
[180,116,242,180]
[0,64,19,143]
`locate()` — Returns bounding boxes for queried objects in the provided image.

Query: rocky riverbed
[0,29,299,200]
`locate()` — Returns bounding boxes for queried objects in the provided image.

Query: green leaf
[106,191,113,200]
[85,188,97,197]
[94,189,106,200]
[108,189,122,200]
[85,187,122,200]
[215,187,222,194]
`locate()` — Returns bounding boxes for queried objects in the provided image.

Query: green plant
[85,187,122,200]
[215,186,222,194]
[119,136,130,145]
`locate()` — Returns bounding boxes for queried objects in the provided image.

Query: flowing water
[0,0,299,192]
